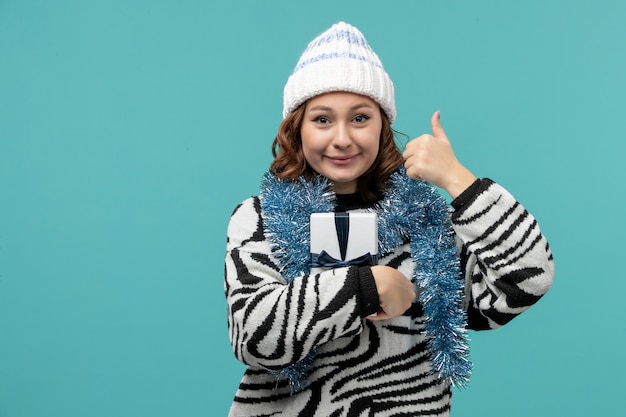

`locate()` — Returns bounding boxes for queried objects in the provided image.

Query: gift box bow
[310,212,378,268]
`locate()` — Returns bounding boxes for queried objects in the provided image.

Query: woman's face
[301,92,382,194]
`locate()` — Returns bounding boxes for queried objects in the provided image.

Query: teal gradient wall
[1,1,624,415]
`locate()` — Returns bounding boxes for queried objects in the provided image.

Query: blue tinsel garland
[259,167,472,393]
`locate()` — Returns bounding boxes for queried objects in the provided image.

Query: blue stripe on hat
[294,51,384,73]
[303,28,374,53]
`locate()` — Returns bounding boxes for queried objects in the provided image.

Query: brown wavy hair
[270,103,403,202]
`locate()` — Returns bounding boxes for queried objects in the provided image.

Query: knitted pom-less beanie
[283,22,396,124]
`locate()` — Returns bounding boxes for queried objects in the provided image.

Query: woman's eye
[354,114,370,123]
[314,116,330,124]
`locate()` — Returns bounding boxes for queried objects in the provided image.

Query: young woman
[224,21,554,416]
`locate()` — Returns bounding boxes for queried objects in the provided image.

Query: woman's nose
[332,125,352,148]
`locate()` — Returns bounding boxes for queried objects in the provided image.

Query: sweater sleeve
[451,179,555,330]
[224,197,369,370]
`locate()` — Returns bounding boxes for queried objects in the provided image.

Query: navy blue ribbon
[335,212,350,261]
[311,250,378,268]
[310,212,377,268]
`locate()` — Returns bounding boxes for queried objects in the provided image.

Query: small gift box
[310,212,378,273]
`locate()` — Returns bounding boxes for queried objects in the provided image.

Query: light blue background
[1,0,624,416]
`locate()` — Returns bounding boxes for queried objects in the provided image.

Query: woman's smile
[325,154,360,165]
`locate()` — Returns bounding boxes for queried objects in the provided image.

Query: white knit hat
[283,22,396,124]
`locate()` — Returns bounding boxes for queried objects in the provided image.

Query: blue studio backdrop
[1,1,624,416]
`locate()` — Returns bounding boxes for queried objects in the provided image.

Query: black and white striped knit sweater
[224,178,554,417]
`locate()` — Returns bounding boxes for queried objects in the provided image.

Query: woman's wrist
[443,164,477,200]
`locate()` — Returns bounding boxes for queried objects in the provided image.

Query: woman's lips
[326,154,359,165]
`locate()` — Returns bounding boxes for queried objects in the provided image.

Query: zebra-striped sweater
[224,178,554,416]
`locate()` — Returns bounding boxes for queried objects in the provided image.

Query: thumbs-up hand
[402,111,477,199]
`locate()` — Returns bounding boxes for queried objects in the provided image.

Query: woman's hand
[368,265,416,321]
[402,111,477,199]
